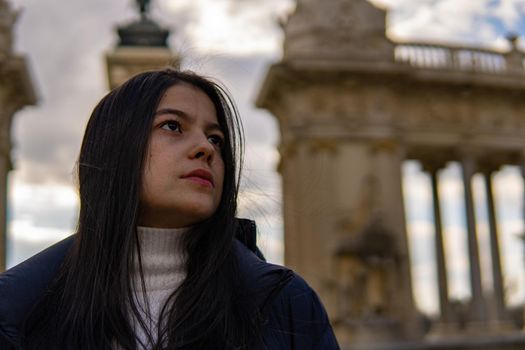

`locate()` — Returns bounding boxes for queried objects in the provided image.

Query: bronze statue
[136,0,150,15]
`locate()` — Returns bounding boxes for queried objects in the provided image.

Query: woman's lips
[182,169,214,188]
[184,176,213,188]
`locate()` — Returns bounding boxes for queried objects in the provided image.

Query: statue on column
[0,0,19,59]
[505,33,524,72]
[136,0,151,17]
[115,0,169,48]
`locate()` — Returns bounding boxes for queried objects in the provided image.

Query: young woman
[0,69,339,349]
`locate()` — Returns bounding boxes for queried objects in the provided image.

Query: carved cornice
[308,137,339,154]
[370,139,398,153]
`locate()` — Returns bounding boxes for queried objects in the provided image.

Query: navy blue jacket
[0,220,339,349]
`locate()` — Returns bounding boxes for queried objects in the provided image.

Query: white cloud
[407,220,434,240]
[9,220,72,245]
[411,261,439,315]
[157,0,294,56]
[373,0,520,48]
[10,182,77,208]
[6,178,78,266]
[6,223,73,269]
[249,213,283,264]
[490,0,525,28]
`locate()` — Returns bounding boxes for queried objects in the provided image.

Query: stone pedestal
[106,46,179,90]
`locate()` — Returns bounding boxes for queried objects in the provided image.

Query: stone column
[521,161,525,330]
[306,137,338,315]
[423,161,450,322]
[0,144,8,272]
[373,140,421,338]
[482,169,506,321]
[0,1,37,271]
[461,156,486,322]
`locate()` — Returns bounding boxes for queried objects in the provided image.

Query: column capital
[477,159,502,176]
[459,154,478,180]
[519,149,525,175]
[420,158,447,174]
[371,138,397,152]
[456,144,479,160]
[276,141,297,173]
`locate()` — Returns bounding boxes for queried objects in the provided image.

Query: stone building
[0,0,36,271]
[257,0,525,348]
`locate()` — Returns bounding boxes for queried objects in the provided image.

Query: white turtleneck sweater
[131,226,187,349]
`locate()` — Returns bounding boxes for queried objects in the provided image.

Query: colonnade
[418,156,514,327]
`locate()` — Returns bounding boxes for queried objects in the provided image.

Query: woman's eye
[208,135,224,147]
[161,121,181,133]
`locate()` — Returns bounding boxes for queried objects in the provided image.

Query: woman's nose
[190,135,215,162]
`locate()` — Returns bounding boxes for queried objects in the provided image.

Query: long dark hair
[24,69,258,349]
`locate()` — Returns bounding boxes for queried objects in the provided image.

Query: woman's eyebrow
[155,108,188,118]
[206,122,223,134]
[155,108,223,133]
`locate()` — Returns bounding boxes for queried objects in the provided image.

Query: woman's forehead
[156,84,218,123]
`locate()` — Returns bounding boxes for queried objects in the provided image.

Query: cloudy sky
[6,0,525,316]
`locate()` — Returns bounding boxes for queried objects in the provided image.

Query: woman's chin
[139,204,217,228]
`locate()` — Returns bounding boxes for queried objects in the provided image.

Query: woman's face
[139,84,225,228]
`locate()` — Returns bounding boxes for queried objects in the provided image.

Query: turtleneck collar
[134,226,188,292]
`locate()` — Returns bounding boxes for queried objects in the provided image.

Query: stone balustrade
[394,41,524,75]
